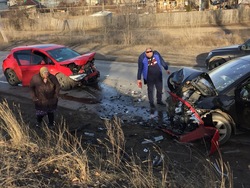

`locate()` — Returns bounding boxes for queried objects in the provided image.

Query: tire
[4,69,20,86]
[211,113,232,145]
[56,73,73,91]
[208,59,226,70]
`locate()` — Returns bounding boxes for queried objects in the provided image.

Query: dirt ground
[1,82,249,188]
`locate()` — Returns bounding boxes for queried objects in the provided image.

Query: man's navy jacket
[137,50,169,82]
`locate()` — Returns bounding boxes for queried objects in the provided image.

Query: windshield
[47,47,80,62]
[208,58,250,92]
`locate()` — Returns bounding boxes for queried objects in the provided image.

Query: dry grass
[1,9,250,57]
[0,100,234,187]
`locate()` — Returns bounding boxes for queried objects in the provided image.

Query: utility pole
[199,0,202,11]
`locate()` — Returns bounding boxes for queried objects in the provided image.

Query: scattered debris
[223,149,240,154]
[212,162,229,177]
[98,127,106,131]
[100,116,110,120]
[141,135,164,144]
[152,154,164,167]
[84,132,95,137]
[143,148,149,152]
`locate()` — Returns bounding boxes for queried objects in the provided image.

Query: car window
[47,47,80,62]
[244,39,250,48]
[15,52,44,66]
[33,50,51,64]
[15,53,31,65]
[209,59,250,92]
[32,54,44,65]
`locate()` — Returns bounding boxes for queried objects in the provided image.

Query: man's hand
[166,70,171,75]
[137,80,142,88]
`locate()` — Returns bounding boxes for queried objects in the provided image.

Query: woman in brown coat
[30,67,60,128]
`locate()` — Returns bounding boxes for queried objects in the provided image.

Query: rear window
[14,51,44,66]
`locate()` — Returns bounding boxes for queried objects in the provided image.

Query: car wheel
[209,59,226,70]
[4,69,20,86]
[56,73,73,91]
[211,113,232,145]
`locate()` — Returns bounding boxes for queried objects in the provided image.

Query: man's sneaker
[150,103,155,108]
[157,101,166,106]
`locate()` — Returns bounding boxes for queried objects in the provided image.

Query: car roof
[11,44,65,52]
[240,54,250,61]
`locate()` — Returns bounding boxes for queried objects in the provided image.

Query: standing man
[30,67,60,128]
[137,47,170,108]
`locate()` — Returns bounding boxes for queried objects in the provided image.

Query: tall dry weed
[0,101,89,187]
[0,100,29,146]
[102,116,125,167]
[0,101,233,187]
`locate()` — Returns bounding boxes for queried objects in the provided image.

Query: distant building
[0,0,8,10]
[22,0,45,8]
[41,0,81,7]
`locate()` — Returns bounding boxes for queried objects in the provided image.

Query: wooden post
[0,22,8,43]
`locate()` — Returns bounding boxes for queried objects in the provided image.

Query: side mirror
[240,88,250,101]
[241,44,247,50]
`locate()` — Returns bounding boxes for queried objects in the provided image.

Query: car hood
[172,67,203,85]
[191,72,218,97]
[60,52,96,65]
[210,45,240,53]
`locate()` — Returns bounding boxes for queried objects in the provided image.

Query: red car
[2,44,100,90]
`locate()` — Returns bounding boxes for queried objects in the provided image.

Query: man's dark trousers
[147,67,163,105]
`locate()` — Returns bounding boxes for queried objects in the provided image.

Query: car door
[14,51,45,86]
[234,79,250,129]
[33,50,54,65]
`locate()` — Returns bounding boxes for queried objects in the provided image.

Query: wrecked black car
[205,38,250,70]
[166,55,250,145]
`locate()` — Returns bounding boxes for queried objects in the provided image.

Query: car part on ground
[205,38,250,70]
[2,44,100,90]
[161,91,219,155]
[166,58,250,145]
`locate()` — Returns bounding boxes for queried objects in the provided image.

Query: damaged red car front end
[162,91,219,155]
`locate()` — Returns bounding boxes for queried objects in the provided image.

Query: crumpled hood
[172,67,202,85]
[191,72,217,97]
[211,45,240,53]
[60,52,96,66]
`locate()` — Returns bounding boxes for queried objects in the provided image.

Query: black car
[167,55,250,144]
[205,38,250,70]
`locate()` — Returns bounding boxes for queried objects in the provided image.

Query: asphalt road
[0,51,206,114]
